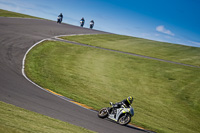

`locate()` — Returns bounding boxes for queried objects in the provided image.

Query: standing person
[80,17,85,27]
[57,13,63,23]
[90,20,94,29]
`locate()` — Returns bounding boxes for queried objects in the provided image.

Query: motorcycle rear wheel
[98,108,108,118]
[118,113,131,125]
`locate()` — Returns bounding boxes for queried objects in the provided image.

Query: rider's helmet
[127,96,134,104]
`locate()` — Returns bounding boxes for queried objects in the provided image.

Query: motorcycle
[90,22,94,29]
[57,16,62,24]
[80,20,84,27]
[98,102,134,125]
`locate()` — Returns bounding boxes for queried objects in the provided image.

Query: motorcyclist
[80,17,85,27]
[58,13,63,23]
[90,20,94,29]
[110,96,134,113]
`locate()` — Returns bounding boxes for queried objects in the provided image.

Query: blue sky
[0,0,200,47]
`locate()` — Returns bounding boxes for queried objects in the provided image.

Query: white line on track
[21,34,97,111]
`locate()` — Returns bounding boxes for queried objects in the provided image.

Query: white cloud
[156,25,175,36]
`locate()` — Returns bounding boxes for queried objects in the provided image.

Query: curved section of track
[0,17,146,133]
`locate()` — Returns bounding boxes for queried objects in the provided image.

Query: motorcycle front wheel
[98,108,108,118]
[118,113,131,125]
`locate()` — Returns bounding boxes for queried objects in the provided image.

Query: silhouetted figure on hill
[90,20,94,29]
[80,17,85,27]
[57,13,63,23]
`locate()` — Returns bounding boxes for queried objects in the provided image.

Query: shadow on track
[105,118,156,133]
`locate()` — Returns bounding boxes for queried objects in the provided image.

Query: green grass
[0,9,42,19]
[0,101,95,133]
[61,34,200,67]
[25,39,200,133]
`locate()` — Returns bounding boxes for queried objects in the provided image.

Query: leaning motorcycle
[57,16,62,23]
[90,22,94,29]
[98,102,134,125]
[80,20,84,27]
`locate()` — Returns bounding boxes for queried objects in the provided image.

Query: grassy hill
[61,34,200,67]
[0,101,95,133]
[25,37,200,133]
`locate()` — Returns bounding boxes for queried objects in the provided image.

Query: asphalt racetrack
[0,17,147,133]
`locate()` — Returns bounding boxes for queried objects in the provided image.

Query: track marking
[70,101,96,110]
[45,89,63,96]
[129,123,145,129]
[44,88,95,110]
